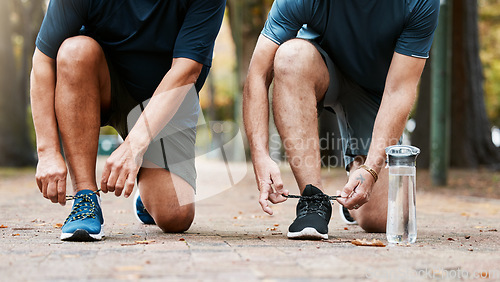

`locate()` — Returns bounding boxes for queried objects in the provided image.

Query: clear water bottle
[385,145,420,244]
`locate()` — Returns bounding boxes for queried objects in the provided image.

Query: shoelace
[284,194,336,219]
[63,190,101,224]
[283,194,341,201]
[66,189,101,201]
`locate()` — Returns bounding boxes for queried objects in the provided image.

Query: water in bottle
[385,145,420,244]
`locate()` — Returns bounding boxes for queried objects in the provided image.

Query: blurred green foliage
[479,0,500,126]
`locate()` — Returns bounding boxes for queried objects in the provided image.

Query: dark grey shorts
[311,42,383,168]
[102,59,198,189]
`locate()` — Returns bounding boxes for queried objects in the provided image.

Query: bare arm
[30,48,68,205]
[100,58,203,197]
[338,52,426,208]
[365,53,426,171]
[243,35,277,162]
[243,35,288,215]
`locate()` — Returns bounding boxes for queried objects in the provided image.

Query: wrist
[365,154,386,174]
[359,164,378,182]
[250,147,270,161]
[37,147,61,158]
[124,134,150,156]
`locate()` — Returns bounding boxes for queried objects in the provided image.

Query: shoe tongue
[74,190,99,204]
[302,184,323,196]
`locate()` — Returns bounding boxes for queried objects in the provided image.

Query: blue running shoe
[61,190,104,241]
[133,190,156,225]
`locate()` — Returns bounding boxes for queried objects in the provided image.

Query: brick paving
[1,158,500,281]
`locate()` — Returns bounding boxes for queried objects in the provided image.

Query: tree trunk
[413,1,500,170]
[450,0,500,169]
[0,1,35,166]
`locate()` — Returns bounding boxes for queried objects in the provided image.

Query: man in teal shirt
[244,0,439,239]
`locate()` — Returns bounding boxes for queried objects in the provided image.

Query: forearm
[126,58,202,152]
[364,53,426,174]
[30,49,60,156]
[243,74,272,160]
[364,90,416,173]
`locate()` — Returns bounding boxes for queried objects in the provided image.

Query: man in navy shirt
[31,0,225,241]
[244,0,439,239]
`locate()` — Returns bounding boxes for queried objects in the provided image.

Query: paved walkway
[1,158,499,281]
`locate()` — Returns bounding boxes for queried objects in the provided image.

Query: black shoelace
[284,194,335,219]
[283,194,341,200]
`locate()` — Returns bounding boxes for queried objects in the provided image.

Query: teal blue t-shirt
[262,0,440,96]
[36,0,226,101]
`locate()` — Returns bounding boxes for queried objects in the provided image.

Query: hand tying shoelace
[283,194,341,201]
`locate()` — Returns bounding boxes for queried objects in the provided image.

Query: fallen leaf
[468,249,474,252]
[465,235,471,239]
[12,234,20,236]
[53,223,63,228]
[31,219,45,223]
[0,225,8,228]
[351,239,386,247]
[487,229,498,232]
[135,240,155,245]
[121,243,137,246]
[447,238,455,241]
[179,238,185,241]
[344,227,349,230]
[274,224,280,227]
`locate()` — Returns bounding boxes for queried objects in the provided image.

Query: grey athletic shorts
[102,59,198,189]
[312,42,383,168]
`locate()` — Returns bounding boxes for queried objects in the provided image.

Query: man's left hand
[336,167,375,210]
[100,139,144,198]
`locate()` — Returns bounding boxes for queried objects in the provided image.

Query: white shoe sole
[287,227,328,240]
[339,204,358,225]
[61,227,104,241]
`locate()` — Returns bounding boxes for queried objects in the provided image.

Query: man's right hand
[35,152,67,206]
[253,155,289,215]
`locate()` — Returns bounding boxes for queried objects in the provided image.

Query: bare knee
[274,39,320,77]
[354,211,386,233]
[154,204,195,233]
[57,36,104,73]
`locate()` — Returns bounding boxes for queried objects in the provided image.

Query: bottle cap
[385,145,420,166]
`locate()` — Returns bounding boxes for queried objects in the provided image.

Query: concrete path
[1,158,499,281]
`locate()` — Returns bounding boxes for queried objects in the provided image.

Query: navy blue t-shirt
[36,0,226,101]
[262,0,440,96]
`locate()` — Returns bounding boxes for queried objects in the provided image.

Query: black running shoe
[339,205,358,225]
[287,184,332,240]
